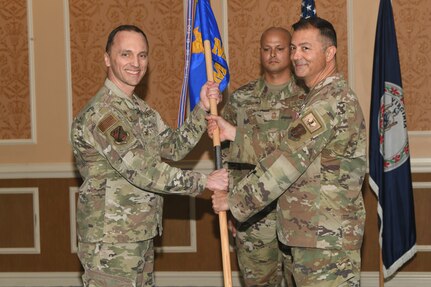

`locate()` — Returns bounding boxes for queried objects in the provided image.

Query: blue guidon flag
[188,0,229,111]
[369,0,417,279]
[301,0,316,19]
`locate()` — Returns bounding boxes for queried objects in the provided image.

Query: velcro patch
[110,126,129,144]
[301,112,322,133]
[98,114,118,133]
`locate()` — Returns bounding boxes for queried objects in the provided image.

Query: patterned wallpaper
[0,0,31,139]
[1,1,430,140]
[70,0,185,127]
[394,0,431,131]
[227,0,348,91]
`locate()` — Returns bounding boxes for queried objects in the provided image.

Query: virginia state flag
[369,0,417,279]
[301,0,316,19]
[189,0,229,110]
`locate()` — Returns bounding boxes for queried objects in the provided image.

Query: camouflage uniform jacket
[228,74,366,250]
[71,79,208,244]
[222,77,306,188]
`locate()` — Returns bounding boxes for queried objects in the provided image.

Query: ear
[104,52,110,67]
[325,46,337,62]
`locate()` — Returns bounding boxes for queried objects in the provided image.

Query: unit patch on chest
[98,114,129,145]
[110,125,129,144]
[288,123,307,140]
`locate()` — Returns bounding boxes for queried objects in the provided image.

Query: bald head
[260,27,291,47]
[259,27,293,84]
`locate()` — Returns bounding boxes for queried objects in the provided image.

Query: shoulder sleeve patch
[98,114,118,133]
[301,112,322,133]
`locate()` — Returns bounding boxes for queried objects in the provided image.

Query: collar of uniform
[310,73,343,93]
[104,78,139,100]
[257,76,296,98]
[254,77,267,95]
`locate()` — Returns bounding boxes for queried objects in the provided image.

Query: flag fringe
[369,175,417,279]
[383,244,417,279]
[368,175,379,198]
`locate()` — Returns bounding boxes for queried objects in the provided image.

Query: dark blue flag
[189,0,229,111]
[301,0,316,19]
[369,0,417,279]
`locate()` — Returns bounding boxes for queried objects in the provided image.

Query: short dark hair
[292,17,337,48]
[105,25,148,53]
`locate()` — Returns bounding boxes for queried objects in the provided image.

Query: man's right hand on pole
[206,115,236,142]
[211,190,230,214]
[206,168,228,192]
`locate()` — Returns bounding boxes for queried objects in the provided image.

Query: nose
[270,48,276,57]
[131,55,140,67]
[291,49,299,61]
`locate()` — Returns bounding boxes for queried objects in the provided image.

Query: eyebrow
[120,49,148,54]
[291,41,312,46]
[262,44,287,48]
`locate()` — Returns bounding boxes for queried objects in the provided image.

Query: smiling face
[290,27,336,88]
[260,28,292,76]
[104,30,149,96]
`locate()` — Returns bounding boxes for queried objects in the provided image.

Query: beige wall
[0,0,72,164]
[1,0,430,165]
[0,0,431,285]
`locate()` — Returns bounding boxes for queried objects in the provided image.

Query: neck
[263,70,292,85]
[109,78,135,98]
[306,61,337,89]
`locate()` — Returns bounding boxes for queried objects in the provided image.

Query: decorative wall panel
[0,187,39,254]
[227,0,348,91]
[0,0,31,139]
[393,0,431,131]
[70,0,185,127]
[1,0,430,281]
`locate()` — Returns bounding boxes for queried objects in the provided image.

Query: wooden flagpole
[203,38,232,287]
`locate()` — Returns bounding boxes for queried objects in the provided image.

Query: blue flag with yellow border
[369,0,417,279]
[189,0,229,110]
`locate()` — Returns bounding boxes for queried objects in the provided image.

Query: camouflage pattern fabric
[222,77,306,286]
[228,74,366,253]
[235,208,283,286]
[78,241,154,287]
[282,247,360,287]
[71,79,208,244]
[223,77,306,165]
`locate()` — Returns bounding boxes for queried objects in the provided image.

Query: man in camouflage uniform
[210,17,366,286]
[221,27,306,286]
[71,25,228,287]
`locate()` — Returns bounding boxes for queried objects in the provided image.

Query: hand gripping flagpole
[203,38,232,287]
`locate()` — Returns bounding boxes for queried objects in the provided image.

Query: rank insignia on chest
[110,126,129,144]
[301,112,322,133]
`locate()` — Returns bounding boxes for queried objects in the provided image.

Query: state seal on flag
[378,82,409,172]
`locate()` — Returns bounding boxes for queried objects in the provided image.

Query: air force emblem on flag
[379,82,409,171]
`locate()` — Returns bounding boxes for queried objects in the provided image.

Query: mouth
[294,62,307,69]
[126,69,141,75]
